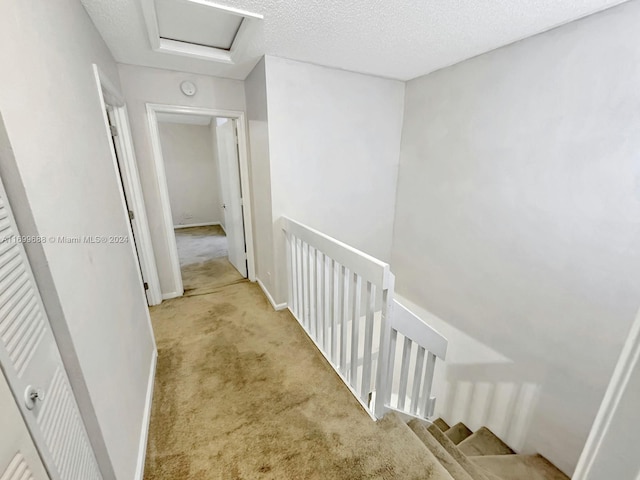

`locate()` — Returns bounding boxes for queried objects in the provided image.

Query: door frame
[573,306,640,479]
[93,65,163,306]
[146,103,256,298]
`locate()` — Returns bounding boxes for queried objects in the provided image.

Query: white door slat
[0,277,30,321]
[0,453,33,480]
[2,295,37,344]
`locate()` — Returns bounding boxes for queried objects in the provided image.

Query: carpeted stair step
[408,419,474,480]
[380,413,456,479]
[458,427,514,457]
[471,454,570,480]
[433,417,450,432]
[425,423,496,480]
[445,422,473,445]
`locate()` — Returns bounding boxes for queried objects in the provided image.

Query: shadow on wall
[440,361,543,452]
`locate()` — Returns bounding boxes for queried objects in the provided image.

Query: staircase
[390,413,569,480]
[281,218,570,479]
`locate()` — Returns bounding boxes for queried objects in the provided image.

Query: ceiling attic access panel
[155,0,242,50]
[142,0,263,64]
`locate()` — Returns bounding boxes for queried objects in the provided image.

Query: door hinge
[239,197,243,206]
[143,282,149,291]
[109,124,118,137]
[128,210,135,220]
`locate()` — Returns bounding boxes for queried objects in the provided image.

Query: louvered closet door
[0,176,102,480]
[0,368,49,480]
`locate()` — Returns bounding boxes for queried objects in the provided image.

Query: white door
[0,176,102,480]
[0,368,49,480]
[216,119,247,277]
[106,108,149,303]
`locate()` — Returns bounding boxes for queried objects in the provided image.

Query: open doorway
[147,105,255,298]
[156,114,246,294]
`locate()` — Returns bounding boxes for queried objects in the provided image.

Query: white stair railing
[281,216,447,421]
[384,300,448,419]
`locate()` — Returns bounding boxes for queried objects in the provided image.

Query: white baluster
[323,254,331,353]
[420,352,437,417]
[296,237,303,321]
[350,273,362,387]
[316,251,324,349]
[361,282,376,399]
[309,245,316,338]
[410,346,426,415]
[340,266,350,375]
[332,261,340,365]
[397,336,412,410]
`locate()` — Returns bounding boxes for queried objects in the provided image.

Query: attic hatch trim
[141,0,263,65]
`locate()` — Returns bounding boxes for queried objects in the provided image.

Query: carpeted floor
[145,278,450,479]
[175,225,244,295]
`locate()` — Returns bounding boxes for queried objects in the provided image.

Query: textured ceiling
[82,0,629,81]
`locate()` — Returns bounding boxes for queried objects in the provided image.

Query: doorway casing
[93,65,163,307]
[146,103,256,299]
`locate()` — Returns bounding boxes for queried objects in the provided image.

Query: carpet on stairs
[457,427,514,457]
[406,418,569,480]
[408,420,474,480]
[471,454,570,480]
[445,422,473,445]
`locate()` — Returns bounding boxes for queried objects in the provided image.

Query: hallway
[144,279,447,479]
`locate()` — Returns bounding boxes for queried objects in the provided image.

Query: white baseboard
[162,291,181,300]
[256,278,287,311]
[134,350,157,480]
[174,222,220,229]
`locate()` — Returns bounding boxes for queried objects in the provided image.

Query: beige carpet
[175,225,244,295]
[144,280,452,479]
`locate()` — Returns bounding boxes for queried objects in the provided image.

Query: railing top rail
[281,216,392,289]
[391,300,448,360]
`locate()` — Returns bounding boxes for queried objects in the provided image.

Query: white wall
[391,1,640,474]
[244,58,275,295]
[118,64,246,295]
[264,56,405,303]
[0,3,156,479]
[158,122,221,227]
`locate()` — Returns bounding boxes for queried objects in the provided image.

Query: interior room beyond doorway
[156,113,247,295]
